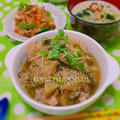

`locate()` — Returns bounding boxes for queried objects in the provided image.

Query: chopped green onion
[19,23,35,29]
[37,26,51,34]
[40,51,48,56]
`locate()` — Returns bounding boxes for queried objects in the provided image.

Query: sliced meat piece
[35,87,58,106]
[26,41,42,58]
[45,95,58,106]
[79,92,89,102]
[26,42,38,58]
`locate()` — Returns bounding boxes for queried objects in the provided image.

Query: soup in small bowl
[68,0,120,40]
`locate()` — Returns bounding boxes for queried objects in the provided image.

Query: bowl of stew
[68,0,120,41]
[5,30,119,115]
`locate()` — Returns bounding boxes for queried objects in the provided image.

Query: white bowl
[5,30,119,115]
[3,3,66,42]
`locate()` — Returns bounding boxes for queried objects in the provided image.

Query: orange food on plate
[14,3,56,37]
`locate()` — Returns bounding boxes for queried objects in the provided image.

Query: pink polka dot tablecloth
[0,0,120,120]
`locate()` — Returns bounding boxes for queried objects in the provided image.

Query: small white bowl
[5,30,119,115]
[3,3,66,42]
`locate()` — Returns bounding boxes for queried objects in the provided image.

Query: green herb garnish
[106,13,115,20]
[25,5,32,12]
[60,44,67,52]
[19,23,35,29]
[47,11,51,17]
[38,26,51,34]
[54,43,61,50]
[16,20,19,25]
[76,8,92,18]
[41,29,85,70]
[48,48,59,59]
[55,29,65,40]
[40,51,48,56]
[83,9,90,16]
[18,2,25,11]
[74,49,83,57]
[66,53,77,67]
[76,12,83,18]
[50,39,57,46]
[78,62,85,69]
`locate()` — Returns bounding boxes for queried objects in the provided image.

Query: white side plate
[3,3,66,42]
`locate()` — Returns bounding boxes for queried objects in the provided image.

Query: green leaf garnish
[40,51,48,56]
[16,20,19,25]
[60,44,67,52]
[76,12,83,18]
[50,40,57,46]
[65,53,77,67]
[106,14,115,20]
[48,49,59,59]
[76,8,92,18]
[78,62,85,69]
[41,39,45,46]
[83,9,90,16]
[74,49,83,57]
[59,29,65,36]
[25,5,32,12]
[55,29,64,40]
[37,26,51,34]
[18,2,25,11]
[19,23,35,29]
[47,11,51,17]
[54,43,61,50]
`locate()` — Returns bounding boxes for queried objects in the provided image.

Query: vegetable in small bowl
[3,2,66,42]
[14,3,56,38]
[68,0,120,40]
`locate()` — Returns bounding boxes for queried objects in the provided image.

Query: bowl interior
[13,30,109,107]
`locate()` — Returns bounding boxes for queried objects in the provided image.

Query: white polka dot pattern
[4,7,11,11]
[102,94,114,106]
[3,70,10,78]
[0,44,5,51]
[14,104,25,115]
[113,50,120,56]
[0,12,3,18]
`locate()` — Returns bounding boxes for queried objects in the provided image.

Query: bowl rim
[67,0,120,25]
[11,30,110,111]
